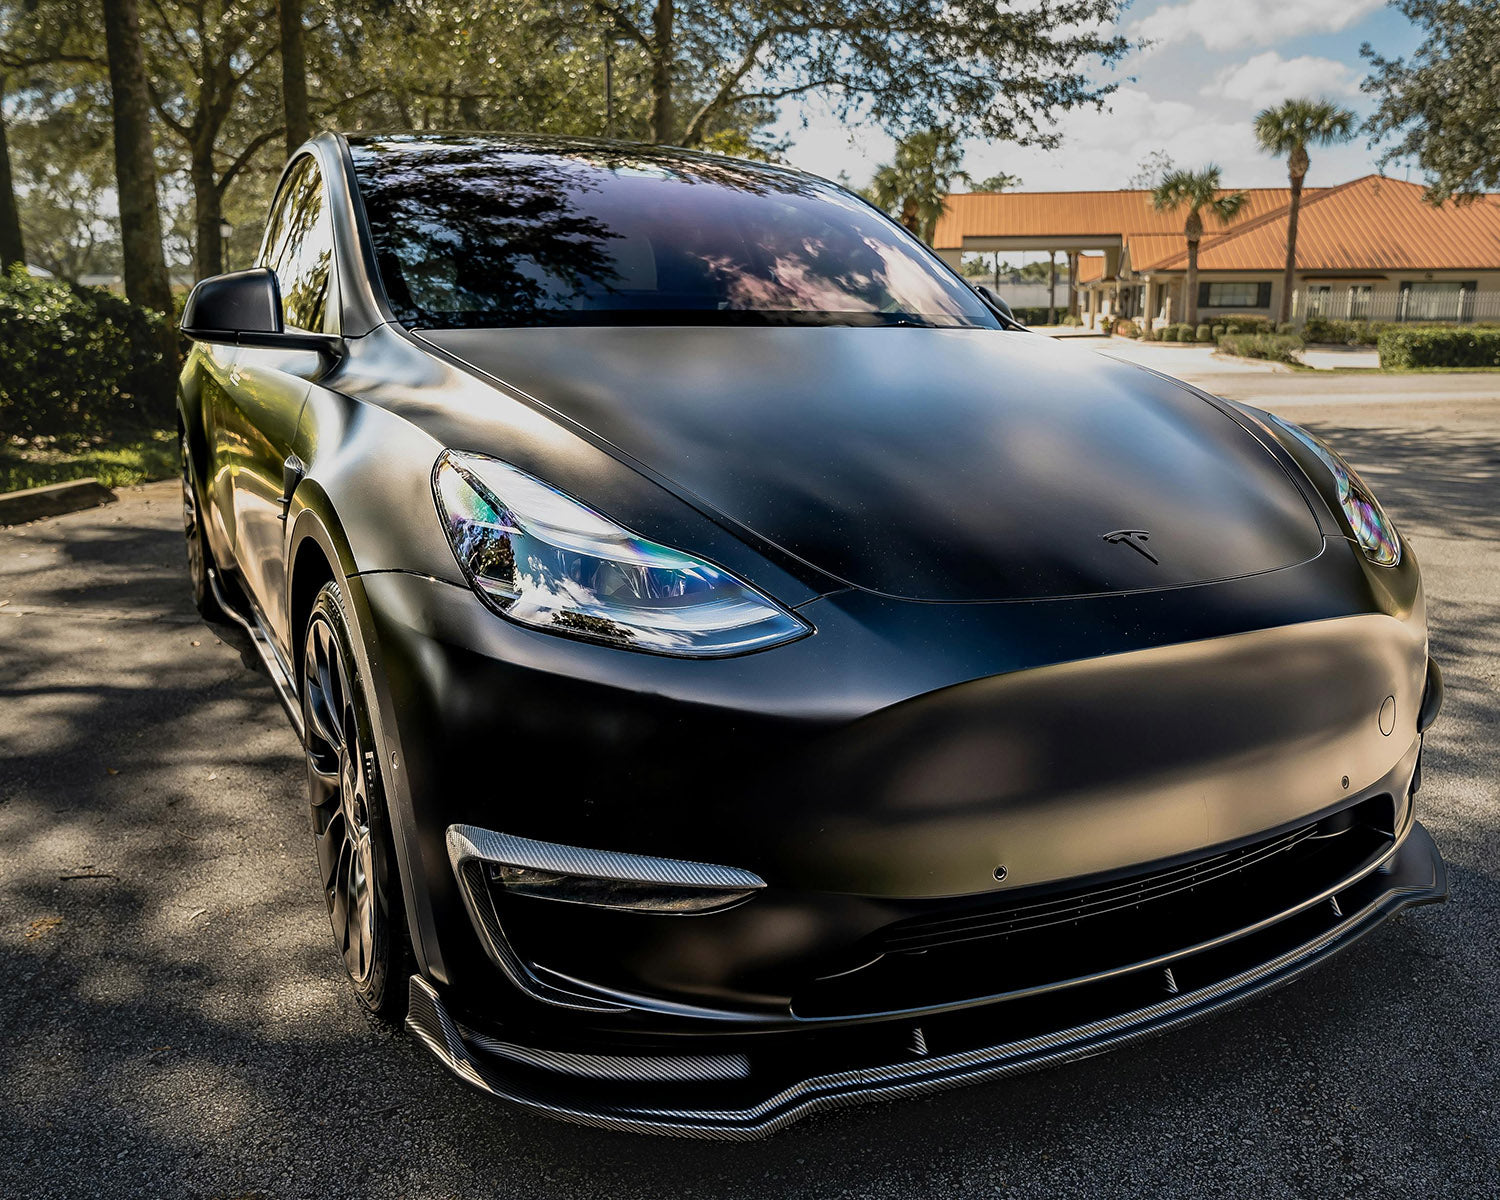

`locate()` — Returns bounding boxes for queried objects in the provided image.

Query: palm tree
[1152,166,1249,327]
[1254,98,1357,324]
[868,129,970,243]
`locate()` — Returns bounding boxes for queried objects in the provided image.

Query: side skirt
[207,566,306,743]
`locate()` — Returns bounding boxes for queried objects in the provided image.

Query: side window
[259,157,336,332]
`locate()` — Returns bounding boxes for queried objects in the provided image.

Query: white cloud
[958,86,1263,193]
[1206,52,1361,103]
[1133,0,1385,53]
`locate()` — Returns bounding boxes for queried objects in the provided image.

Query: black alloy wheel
[302,581,410,1017]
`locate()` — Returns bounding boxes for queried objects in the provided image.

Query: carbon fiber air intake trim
[406,823,1446,1140]
[446,825,767,890]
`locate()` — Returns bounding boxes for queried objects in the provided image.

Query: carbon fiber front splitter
[405,822,1446,1139]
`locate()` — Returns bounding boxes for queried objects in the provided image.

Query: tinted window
[260,156,335,332]
[348,137,998,331]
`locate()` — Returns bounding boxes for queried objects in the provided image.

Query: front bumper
[407,821,1446,1138]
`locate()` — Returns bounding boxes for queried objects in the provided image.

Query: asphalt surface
[2,396,1498,1199]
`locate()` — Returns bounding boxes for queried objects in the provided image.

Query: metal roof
[933,187,1295,249]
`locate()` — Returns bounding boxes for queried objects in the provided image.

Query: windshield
[348,136,999,331]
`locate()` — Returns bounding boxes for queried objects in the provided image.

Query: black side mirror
[975,284,1022,327]
[181,267,341,354]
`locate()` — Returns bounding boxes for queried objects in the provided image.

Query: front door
[221,155,337,659]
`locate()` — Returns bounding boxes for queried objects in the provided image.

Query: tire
[180,430,228,624]
[301,580,412,1019]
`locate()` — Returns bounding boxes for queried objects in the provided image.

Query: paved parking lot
[2,395,1498,1199]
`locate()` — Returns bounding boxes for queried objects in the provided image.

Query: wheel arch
[287,487,356,671]
[285,484,441,980]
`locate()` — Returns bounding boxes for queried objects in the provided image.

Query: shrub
[1275,321,1296,336]
[1160,322,1195,342]
[1009,306,1055,325]
[1211,324,1226,341]
[1060,313,1083,326]
[1218,332,1304,363]
[1303,318,1500,346]
[1219,314,1274,335]
[1111,317,1141,338]
[1378,327,1500,368]
[0,267,172,446]
[1302,317,1381,345]
[1195,323,1212,342]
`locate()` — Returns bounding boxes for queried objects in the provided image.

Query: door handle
[279,454,305,522]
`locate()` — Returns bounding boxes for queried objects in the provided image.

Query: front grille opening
[794,795,1395,1018]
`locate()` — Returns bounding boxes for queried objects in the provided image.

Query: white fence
[1290,285,1500,326]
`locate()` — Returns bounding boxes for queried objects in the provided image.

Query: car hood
[418,326,1325,601]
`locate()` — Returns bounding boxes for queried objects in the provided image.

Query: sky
[772,0,1425,195]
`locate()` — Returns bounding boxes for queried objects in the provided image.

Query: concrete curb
[0,477,117,525]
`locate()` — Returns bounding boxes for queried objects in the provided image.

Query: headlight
[1267,416,1401,567]
[433,450,811,656]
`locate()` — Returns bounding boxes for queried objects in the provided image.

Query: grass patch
[1,429,176,493]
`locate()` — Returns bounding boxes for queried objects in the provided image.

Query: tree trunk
[192,143,223,279]
[279,0,312,160]
[649,0,674,142]
[1185,238,1199,327]
[0,77,26,271]
[1279,170,1304,326]
[102,0,178,413]
[1047,251,1057,324]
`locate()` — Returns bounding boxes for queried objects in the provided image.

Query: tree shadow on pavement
[1,416,1497,1200]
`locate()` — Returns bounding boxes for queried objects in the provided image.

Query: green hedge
[1218,314,1275,335]
[1378,327,1500,368]
[1306,317,1500,346]
[0,267,172,446]
[1302,317,1389,345]
[1218,332,1304,364]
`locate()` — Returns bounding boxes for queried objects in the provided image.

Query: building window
[1304,285,1333,316]
[1198,281,1272,309]
[1348,285,1372,319]
[1399,281,1476,322]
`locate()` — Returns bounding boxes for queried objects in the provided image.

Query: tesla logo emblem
[1102,529,1159,564]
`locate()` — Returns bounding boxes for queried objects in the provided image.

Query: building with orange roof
[934,176,1500,332]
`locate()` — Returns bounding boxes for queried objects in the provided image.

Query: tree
[279,0,311,158]
[141,0,282,279]
[8,76,121,281]
[1152,166,1247,327]
[868,128,968,242]
[0,73,23,268]
[973,171,1022,192]
[101,0,174,319]
[1,1,102,269]
[1127,147,1173,189]
[583,0,1130,148]
[1361,0,1500,204]
[1254,97,1355,324]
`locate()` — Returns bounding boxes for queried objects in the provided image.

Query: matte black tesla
[176,133,1447,1137]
